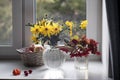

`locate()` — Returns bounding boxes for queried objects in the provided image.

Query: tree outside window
[36,0,86,37]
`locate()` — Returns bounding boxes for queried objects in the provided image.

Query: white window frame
[0,0,36,59]
[0,0,23,59]
[23,0,36,47]
[86,0,102,60]
[0,0,102,60]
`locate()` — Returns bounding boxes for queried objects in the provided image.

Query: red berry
[24,70,29,76]
[24,73,28,76]
[28,70,32,74]
[24,70,28,74]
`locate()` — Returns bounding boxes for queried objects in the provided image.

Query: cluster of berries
[12,68,32,77]
[24,70,32,76]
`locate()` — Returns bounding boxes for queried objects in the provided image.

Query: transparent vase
[43,46,66,69]
[74,57,88,70]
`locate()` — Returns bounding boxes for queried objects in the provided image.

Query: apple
[29,46,34,52]
[12,68,21,76]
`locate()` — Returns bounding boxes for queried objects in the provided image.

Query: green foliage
[37,0,86,21]
[36,0,86,36]
[0,0,12,45]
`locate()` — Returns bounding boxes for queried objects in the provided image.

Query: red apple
[12,68,21,76]
[29,47,34,52]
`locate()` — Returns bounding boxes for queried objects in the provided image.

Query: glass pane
[36,0,86,36]
[0,0,12,45]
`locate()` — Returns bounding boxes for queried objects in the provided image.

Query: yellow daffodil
[30,24,40,34]
[80,20,88,29]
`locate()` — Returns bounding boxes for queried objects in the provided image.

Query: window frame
[86,0,102,60]
[0,0,102,60]
[0,0,23,59]
[22,0,36,47]
[34,0,102,60]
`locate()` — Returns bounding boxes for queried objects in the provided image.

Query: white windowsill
[0,60,108,80]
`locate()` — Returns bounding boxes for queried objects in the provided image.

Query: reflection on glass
[36,0,86,36]
[43,69,64,79]
[75,69,88,79]
[0,0,12,45]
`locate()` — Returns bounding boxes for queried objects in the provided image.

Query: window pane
[36,0,86,36]
[0,0,12,45]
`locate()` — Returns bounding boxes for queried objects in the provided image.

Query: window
[36,0,86,36]
[36,0,102,60]
[0,0,12,45]
[0,0,22,58]
[0,0,102,60]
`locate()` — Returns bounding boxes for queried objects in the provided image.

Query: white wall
[87,0,109,76]
[102,0,109,76]
[86,0,102,60]
[87,0,102,43]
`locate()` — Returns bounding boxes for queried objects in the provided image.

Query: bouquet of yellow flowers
[29,16,71,46]
[27,15,88,48]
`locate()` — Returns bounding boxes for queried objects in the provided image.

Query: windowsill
[0,60,107,80]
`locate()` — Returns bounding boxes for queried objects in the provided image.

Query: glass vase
[74,57,88,70]
[43,46,66,69]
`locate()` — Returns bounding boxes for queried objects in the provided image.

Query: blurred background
[0,0,12,45]
[0,0,86,45]
[36,0,86,37]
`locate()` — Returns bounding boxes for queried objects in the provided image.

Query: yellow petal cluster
[30,17,87,44]
[65,21,74,38]
[40,24,53,37]
[31,35,39,44]
[80,20,88,29]
[65,21,73,28]
[30,18,63,43]
[52,23,62,35]
[71,35,79,41]
[30,24,40,34]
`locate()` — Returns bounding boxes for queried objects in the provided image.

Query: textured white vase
[43,47,66,69]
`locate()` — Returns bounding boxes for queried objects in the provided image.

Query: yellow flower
[70,30,72,38]
[40,24,53,37]
[39,19,47,26]
[52,23,62,35]
[31,36,39,44]
[65,21,73,27]
[71,35,79,41]
[80,20,88,29]
[30,24,40,34]
[65,21,74,38]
